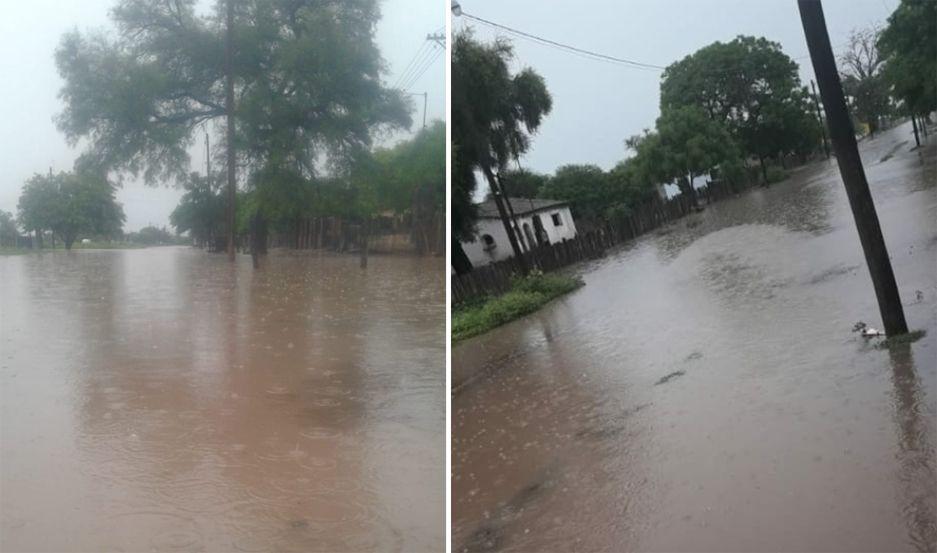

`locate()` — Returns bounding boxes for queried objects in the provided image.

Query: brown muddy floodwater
[453,122,937,552]
[0,250,444,552]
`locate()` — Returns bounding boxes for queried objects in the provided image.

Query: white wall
[461,206,578,268]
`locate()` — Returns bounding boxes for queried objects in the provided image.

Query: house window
[481,234,496,252]
[551,212,563,226]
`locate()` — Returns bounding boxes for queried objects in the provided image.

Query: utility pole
[224,0,236,262]
[427,32,445,48]
[798,0,908,335]
[205,132,211,180]
[422,92,428,129]
[810,80,831,158]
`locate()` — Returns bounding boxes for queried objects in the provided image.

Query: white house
[461,197,578,267]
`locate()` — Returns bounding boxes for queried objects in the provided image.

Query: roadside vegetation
[452,273,583,342]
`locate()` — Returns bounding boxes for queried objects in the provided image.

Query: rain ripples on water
[0,251,444,552]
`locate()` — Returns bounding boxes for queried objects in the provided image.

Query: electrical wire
[460,12,666,71]
[400,45,443,91]
[393,42,434,89]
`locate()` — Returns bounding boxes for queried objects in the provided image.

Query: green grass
[452,273,583,342]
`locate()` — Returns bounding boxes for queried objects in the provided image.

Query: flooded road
[453,122,937,552]
[1,250,444,551]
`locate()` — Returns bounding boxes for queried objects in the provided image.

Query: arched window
[481,234,496,252]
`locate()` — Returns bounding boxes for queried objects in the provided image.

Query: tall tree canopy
[539,165,615,221]
[655,105,741,198]
[55,0,411,223]
[877,0,937,117]
[170,173,225,247]
[660,35,818,174]
[17,169,125,249]
[495,168,551,200]
[451,31,552,272]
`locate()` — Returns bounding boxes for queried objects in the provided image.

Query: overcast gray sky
[0,0,444,232]
[454,0,894,182]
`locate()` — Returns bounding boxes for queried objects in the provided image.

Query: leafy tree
[655,105,741,199]
[452,31,552,273]
[375,121,445,213]
[840,27,890,136]
[495,168,550,199]
[0,211,18,247]
[625,130,672,191]
[16,174,59,247]
[539,165,613,221]
[374,121,446,255]
[127,226,180,245]
[170,173,224,247]
[660,35,818,179]
[55,0,411,258]
[878,0,937,119]
[17,170,125,250]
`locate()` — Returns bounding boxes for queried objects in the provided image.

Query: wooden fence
[452,176,757,305]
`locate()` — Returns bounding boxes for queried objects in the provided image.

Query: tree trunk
[759,156,769,185]
[64,235,75,250]
[359,217,370,269]
[920,114,929,138]
[912,115,921,147]
[482,164,528,275]
[224,0,237,262]
[452,240,473,275]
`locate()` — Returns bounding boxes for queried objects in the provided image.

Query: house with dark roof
[461,197,578,267]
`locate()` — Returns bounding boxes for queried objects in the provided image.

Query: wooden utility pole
[422,92,428,129]
[224,0,236,262]
[798,0,908,335]
[810,80,831,158]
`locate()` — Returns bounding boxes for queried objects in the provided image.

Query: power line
[400,45,442,91]
[393,41,435,89]
[460,11,666,71]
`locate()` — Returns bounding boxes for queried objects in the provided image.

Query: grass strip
[452,273,583,343]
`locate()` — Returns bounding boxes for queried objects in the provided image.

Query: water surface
[1,249,444,552]
[453,123,936,552]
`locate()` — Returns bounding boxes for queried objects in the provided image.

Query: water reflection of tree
[886,342,936,552]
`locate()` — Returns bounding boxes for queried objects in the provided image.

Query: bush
[452,274,583,342]
[766,166,787,184]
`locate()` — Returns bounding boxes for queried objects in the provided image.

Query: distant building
[462,198,578,267]
[656,173,712,200]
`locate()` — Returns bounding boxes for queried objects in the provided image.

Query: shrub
[452,274,583,342]
[766,166,787,184]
